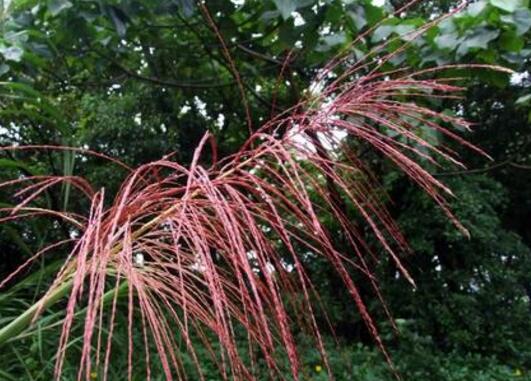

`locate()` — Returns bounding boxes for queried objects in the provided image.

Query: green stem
[11,281,129,342]
[0,279,72,346]
[0,279,129,345]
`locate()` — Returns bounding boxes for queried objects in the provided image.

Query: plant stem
[0,279,129,345]
[0,279,73,346]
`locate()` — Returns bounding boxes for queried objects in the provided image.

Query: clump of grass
[0,3,511,380]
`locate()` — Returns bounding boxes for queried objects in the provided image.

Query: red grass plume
[0,12,511,381]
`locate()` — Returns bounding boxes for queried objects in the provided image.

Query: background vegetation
[0,0,530,379]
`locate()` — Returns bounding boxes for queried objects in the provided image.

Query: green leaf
[278,22,298,46]
[0,64,9,76]
[515,93,531,106]
[273,0,296,20]
[371,18,421,43]
[457,28,499,56]
[47,0,72,16]
[348,5,367,30]
[363,3,384,25]
[28,42,53,58]
[316,32,347,52]
[513,9,531,35]
[489,0,525,12]
[501,9,531,36]
[322,32,347,46]
[0,158,36,173]
[435,32,462,50]
[395,24,417,40]
[372,24,396,42]
[499,30,523,52]
[467,0,488,17]
[4,31,29,45]
[0,46,24,62]
[108,6,128,37]
[175,0,195,17]
[0,370,17,381]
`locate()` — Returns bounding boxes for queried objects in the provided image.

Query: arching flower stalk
[0,12,511,381]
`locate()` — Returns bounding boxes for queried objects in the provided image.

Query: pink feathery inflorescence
[0,3,512,380]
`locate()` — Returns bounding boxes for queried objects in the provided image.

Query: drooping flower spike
[0,3,512,380]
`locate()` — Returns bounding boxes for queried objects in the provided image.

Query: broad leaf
[435,32,462,50]
[0,46,24,62]
[108,6,128,37]
[0,64,9,76]
[175,0,195,17]
[467,0,488,17]
[516,93,531,106]
[372,24,395,42]
[457,27,499,56]
[501,9,531,36]
[273,0,297,20]
[499,30,524,52]
[349,5,367,30]
[47,0,73,16]
[490,0,526,12]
